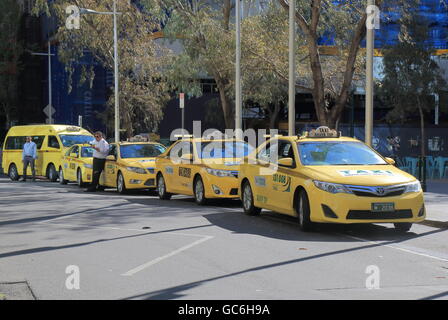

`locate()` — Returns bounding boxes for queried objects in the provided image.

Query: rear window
[4,136,45,150]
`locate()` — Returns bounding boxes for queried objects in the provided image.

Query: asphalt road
[0,176,448,300]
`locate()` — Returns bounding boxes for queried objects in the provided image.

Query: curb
[418,220,448,229]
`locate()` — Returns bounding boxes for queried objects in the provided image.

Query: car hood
[201,158,242,171]
[123,158,157,168]
[301,165,416,186]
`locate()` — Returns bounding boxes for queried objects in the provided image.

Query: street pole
[288,0,296,136]
[48,41,53,124]
[113,0,120,143]
[235,0,242,139]
[365,0,375,147]
[31,41,55,124]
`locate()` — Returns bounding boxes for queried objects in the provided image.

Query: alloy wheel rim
[243,185,252,210]
[10,166,17,179]
[118,175,123,192]
[59,169,63,182]
[158,177,165,195]
[77,171,81,185]
[195,180,204,201]
[299,197,304,226]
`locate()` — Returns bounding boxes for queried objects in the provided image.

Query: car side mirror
[70,153,78,158]
[385,157,396,165]
[181,153,193,162]
[278,157,294,167]
[106,155,116,161]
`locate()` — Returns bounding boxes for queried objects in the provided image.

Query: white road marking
[121,234,214,276]
[343,234,448,263]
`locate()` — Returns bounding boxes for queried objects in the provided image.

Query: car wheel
[242,181,261,216]
[394,222,412,232]
[117,172,127,194]
[157,174,171,200]
[59,167,68,185]
[77,169,85,187]
[47,164,58,182]
[8,164,19,181]
[296,189,315,232]
[193,176,208,205]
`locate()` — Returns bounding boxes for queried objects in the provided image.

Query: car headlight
[206,168,234,177]
[403,181,421,193]
[126,167,147,174]
[84,164,93,169]
[313,180,352,194]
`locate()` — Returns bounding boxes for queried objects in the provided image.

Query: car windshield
[197,141,253,159]
[120,144,166,158]
[298,141,387,166]
[59,135,94,147]
[81,147,94,158]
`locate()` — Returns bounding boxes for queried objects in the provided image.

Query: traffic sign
[43,104,56,117]
[180,93,185,109]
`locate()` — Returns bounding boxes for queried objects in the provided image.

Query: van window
[48,136,60,149]
[4,136,45,150]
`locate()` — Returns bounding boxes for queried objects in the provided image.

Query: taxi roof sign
[128,135,148,142]
[306,126,341,138]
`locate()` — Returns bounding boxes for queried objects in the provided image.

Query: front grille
[346,184,406,197]
[347,209,413,220]
[352,190,404,197]
[229,188,238,195]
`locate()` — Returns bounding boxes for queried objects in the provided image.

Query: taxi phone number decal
[339,170,394,177]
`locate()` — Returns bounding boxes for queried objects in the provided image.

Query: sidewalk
[421,180,448,228]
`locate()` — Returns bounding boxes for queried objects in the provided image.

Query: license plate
[372,202,395,212]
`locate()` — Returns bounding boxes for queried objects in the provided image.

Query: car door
[169,141,193,194]
[266,139,297,213]
[103,144,117,187]
[68,145,79,181]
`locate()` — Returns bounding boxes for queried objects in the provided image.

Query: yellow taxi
[155,137,254,204]
[238,126,425,232]
[59,144,94,187]
[98,141,167,194]
[2,125,93,181]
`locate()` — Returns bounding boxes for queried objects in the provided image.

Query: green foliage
[380,9,446,123]
[33,0,171,137]
[0,0,23,128]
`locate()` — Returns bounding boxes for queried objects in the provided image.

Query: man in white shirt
[85,131,109,192]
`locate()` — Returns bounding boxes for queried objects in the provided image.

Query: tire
[193,176,208,205]
[8,164,20,181]
[241,180,261,216]
[394,222,412,232]
[157,174,171,200]
[296,189,315,232]
[77,169,85,188]
[117,172,127,194]
[59,167,68,185]
[47,164,58,182]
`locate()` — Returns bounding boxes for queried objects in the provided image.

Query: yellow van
[2,125,93,181]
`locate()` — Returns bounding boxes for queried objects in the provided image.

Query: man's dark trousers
[23,156,36,180]
[90,158,106,190]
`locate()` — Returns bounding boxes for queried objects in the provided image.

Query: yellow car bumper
[203,175,240,199]
[123,173,157,189]
[308,184,425,224]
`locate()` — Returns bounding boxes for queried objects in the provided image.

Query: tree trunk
[417,100,425,159]
[216,80,234,129]
[268,103,281,129]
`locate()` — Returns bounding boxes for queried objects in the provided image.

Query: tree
[144,0,237,128]
[379,9,446,163]
[276,0,381,129]
[33,0,171,138]
[0,0,23,129]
